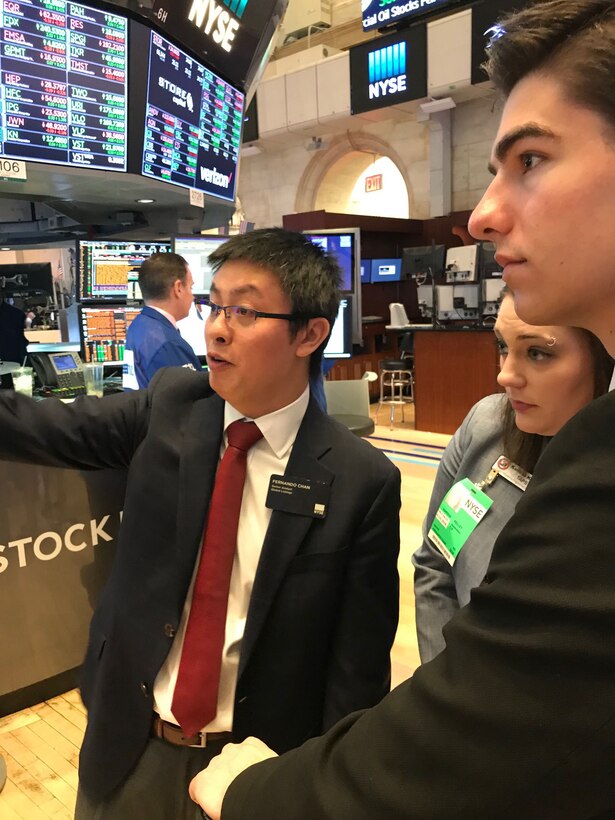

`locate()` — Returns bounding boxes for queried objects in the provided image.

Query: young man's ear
[295,317,330,359]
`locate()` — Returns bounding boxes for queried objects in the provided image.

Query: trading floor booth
[0,463,126,716]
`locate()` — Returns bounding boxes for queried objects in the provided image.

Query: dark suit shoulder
[147,366,215,403]
[319,412,399,483]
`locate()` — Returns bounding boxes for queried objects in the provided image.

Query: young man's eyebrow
[487,123,559,175]
[209,283,262,300]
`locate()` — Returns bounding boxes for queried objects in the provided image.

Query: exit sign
[365,174,383,192]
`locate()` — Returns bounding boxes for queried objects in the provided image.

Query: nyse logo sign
[187,0,247,53]
[368,42,407,99]
[365,173,383,192]
[221,0,248,18]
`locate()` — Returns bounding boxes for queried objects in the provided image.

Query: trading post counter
[413,327,500,435]
[0,461,126,717]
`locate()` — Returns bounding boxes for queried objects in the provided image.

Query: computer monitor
[402,245,446,279]
[302,228,362,345]
[80,305,141,363]
[370,258,402,284]
[303,230,358,293]
[173,236,228,295]
[78,240,171,303]
[0,263,54,296]
[323,297,352,359]
[478,241,502,279]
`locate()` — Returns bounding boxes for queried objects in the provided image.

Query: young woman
[413,289,613,662]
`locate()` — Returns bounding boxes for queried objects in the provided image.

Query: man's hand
[189,737,278,819]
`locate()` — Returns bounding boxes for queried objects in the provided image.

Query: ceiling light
[136,198,155,204]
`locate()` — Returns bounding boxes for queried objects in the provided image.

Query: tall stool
[377,358,414,428]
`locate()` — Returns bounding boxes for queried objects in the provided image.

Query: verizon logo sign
[200,165,232,188]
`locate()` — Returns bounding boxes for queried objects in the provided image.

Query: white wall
[237,93,500,227]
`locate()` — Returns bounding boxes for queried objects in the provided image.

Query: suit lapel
[174,384,224,598]
[239,400,335,677]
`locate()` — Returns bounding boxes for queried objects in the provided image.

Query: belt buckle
[193,731,208,748]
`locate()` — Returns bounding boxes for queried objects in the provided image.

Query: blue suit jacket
[123,305,201,389]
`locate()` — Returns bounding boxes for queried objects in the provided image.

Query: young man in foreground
[192,2,615,817]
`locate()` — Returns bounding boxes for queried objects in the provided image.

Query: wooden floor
[0,405,450,818]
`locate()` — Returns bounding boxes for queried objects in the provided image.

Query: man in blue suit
[123,252,201,389]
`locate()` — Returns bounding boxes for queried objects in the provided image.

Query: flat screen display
[144,0,282,91]
[142,30,243,202]
[173,235,228,295]
[303,232,356,293]
[80,304,140,363]
[370,258,402,283]
[402,245,445,279]
[350,26,427,115]
[0,261,53,295]
[362,0,461,32]
[323,297,352,359]
[78,240,171,302]
[0,0,128,170]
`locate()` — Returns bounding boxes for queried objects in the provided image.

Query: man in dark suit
[0,299,27,365]
[191,2,615,818]
[0,228,400,818]
[122,252,201,389]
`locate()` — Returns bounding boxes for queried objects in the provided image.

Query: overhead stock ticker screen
[0,0,128,170]
[142,30,243,202]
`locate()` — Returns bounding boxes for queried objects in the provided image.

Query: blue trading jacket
[122,305,201,390]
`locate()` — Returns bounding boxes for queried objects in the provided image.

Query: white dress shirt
[153,385,310,731]
[148,304,177,327]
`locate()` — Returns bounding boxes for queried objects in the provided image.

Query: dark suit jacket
[222,390,615,819]
[0,300,27,365]
[0,367,400,800]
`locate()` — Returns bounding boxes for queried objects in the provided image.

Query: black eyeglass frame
[204,299,314,323]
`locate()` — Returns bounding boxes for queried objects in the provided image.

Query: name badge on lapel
[266,474,330,518]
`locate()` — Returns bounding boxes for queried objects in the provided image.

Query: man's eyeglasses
[205,300,306,328]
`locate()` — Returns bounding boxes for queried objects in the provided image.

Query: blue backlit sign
[350,27,426,115]
[222,0,249,19]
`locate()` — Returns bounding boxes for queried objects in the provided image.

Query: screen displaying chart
[80,304,140,362]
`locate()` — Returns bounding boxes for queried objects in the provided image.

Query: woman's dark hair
[484,0,615,131]
[498,288,613,471]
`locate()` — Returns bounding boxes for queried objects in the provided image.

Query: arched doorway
[295,133,412,217]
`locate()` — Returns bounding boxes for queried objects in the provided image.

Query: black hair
[208,228,341,378]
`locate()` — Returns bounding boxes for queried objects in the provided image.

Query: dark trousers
[75,737,221,820]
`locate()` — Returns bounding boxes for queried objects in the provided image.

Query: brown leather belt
[151,714,233,749]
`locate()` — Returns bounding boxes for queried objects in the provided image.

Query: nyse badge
[266,475,330,518]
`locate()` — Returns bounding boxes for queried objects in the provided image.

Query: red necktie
[172,419,263,737]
